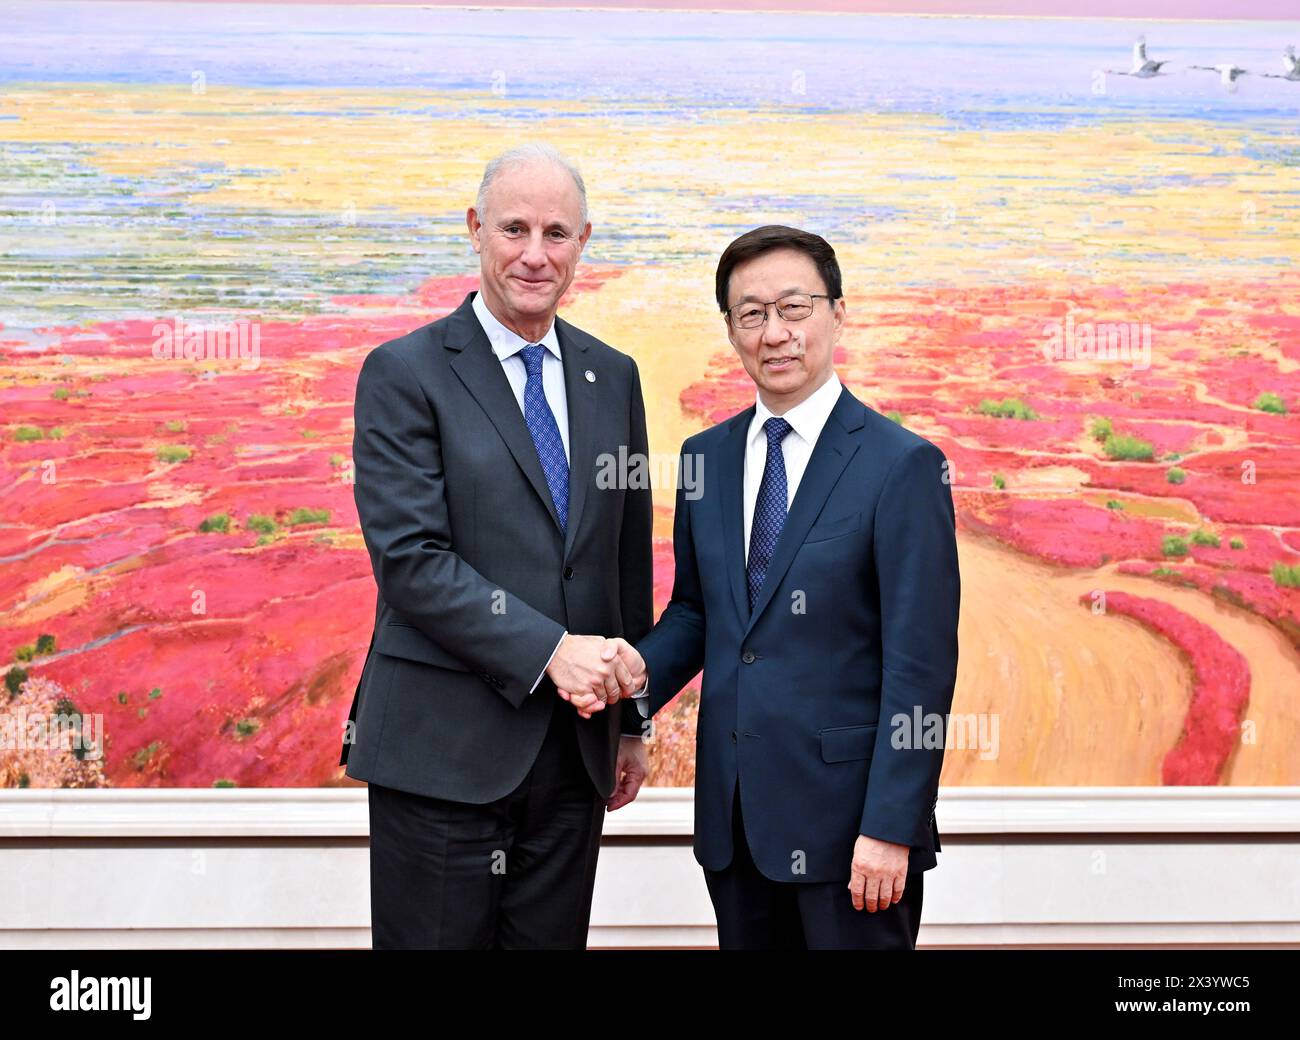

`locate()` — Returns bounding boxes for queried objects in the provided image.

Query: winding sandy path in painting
[950,536,1300,786]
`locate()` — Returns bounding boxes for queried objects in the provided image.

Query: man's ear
[577,220,593,254]
[466,207,482,253]
[831,297,846,344]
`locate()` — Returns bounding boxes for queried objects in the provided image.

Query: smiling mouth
[512,275,551,287]
[763,356,799,369]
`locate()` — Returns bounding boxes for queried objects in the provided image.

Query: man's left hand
[606,734,649,812]
[848,834,910,911]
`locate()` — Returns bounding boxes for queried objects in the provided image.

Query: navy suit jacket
[637,384,960,883]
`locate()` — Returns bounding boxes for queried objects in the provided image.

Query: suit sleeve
[618,358,656,736]
[352,345,566,709]
[634,438,707,719]
[860,441,961,850]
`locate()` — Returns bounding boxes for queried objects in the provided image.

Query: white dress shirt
[743,372,844,560]
[472,290,570,462]
[470,290,569,694]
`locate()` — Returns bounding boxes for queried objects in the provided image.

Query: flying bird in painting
[1190,63,1249,92]
[1106,36,1169,78]
[1260,45,1300,81]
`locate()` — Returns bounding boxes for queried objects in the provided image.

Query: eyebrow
[496,216,575,233]
[733,287,808,305]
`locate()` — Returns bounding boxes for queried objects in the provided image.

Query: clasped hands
[545,633,645,719]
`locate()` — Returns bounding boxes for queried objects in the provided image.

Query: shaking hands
[546,633,646,719]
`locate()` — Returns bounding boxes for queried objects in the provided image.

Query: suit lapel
[446,292,563,535]
[743,386,864,638]
[719,407,754,627]
[555,316,594,561]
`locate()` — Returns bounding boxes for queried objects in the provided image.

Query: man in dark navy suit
[567,225,961,949]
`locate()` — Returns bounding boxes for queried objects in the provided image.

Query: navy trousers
[703,783,924,950]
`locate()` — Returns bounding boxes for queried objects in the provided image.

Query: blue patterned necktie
[519,344,569,532]
[747,416,793,612]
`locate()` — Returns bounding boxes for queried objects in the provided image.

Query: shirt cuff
[633,676,649,718]
[530,631,567,695]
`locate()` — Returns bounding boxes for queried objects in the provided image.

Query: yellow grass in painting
[4,85,1294,293]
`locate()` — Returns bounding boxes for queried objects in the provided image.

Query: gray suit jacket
[340,290,654,802]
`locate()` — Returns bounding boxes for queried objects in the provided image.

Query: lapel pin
[584,369,595,383]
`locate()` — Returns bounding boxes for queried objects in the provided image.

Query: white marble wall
[2,788,1298,948]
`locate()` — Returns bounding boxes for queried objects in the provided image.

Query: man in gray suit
[340,144,654,949]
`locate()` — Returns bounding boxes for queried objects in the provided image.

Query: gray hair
[475,143,589,228]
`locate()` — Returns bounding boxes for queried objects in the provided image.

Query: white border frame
[4,787,1298,948]
[3,786,1299,836]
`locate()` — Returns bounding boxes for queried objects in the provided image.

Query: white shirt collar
[751,372,843,446]
[471,289,561,361]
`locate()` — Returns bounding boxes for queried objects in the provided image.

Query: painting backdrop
[2,1,1298,789]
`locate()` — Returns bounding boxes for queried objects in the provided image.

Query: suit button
[741,649,755,664]
[563,566,574,580]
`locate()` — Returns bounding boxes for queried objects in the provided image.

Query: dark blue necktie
[747,416,793,611]
[519,344,568,532]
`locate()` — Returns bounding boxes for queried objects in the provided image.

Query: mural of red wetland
[2,3,1297,789]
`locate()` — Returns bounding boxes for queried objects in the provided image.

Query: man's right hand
[549,636,645,717]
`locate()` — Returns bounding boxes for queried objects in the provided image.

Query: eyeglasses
[726,293,830,330]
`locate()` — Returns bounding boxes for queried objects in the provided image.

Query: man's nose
[519,231,548,267]
[760,308,791,346]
